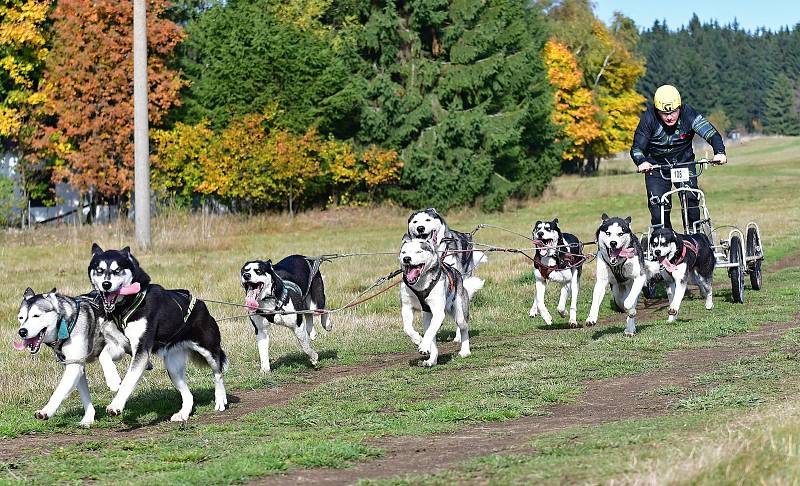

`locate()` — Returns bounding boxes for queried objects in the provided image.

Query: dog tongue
[12,335,38,351]
[118,282,141,296]
[405,266,422,281]
[611,247,636,259]
[245,288,260,310]
[661,258,678,272]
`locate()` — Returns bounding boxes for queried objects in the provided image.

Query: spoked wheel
[728,235,745,304]
[640,235,657,299]
[746,227,763,290]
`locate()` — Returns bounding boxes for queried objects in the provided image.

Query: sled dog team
[14,209,714,426]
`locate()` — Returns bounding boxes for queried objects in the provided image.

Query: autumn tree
[0,0,50,140]
[28,0,184,205]
[545,1,645,173]
[543,39,600,163]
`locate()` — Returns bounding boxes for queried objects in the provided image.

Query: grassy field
[0,136,799,484]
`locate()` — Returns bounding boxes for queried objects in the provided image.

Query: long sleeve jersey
[630,103,726,166]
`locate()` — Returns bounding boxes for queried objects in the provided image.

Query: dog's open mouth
[534,238,556,254]
[403,264,424,284]
[244,282,264,311]
[13,329,46,354]
[101,291,120,312]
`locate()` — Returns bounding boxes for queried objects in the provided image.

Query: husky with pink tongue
[585,214,653,336]
[399,236,483,367]
[89,243,228,422]
[240,255,328,373]
[14,287,129,427]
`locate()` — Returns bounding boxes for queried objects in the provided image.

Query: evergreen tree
[180,0,361,135]
[763,73,800,135]
[355,0,559,210]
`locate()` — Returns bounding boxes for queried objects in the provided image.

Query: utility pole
[133,0,150,247]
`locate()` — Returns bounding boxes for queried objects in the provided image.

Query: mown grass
[0,137,798,484]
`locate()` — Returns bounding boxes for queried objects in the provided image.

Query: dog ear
[49,288,57,294]
[601,213,609,221]
[625,216,632,224]
[91,243,103,255]
[552,218,559,226]
[23,287,35,300]
[401,233,412,243]
[120,246,134,261]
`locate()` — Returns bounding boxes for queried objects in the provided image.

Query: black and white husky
[586,214,651,336]
[89,244,228,422]
[528,219,584,327]
[399,236,483,367]
[241,255,329,372]
[407,208,487,277]
[14,288,130,427]
[648,227,715,321]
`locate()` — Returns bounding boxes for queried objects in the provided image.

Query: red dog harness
[662,239,699,273]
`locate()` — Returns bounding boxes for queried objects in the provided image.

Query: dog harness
[109,289,148,331]
[600,246,639,283]
[254,278,304,324]
[662,239,700,274]
[48,297,99,365]
[404,263,457,313]
[532,240,584,281]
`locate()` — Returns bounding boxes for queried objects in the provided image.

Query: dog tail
[220,350,229,372]
[463,276,484,300]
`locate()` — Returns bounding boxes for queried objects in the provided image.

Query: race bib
[671,167,690,183]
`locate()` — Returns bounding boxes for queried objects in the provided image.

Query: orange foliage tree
[543,39,601,162]
[152,111,402,211]
[27,0,184,201]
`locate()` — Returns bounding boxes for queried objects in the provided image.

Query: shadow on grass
[119,386,219,428]
[270,349,339,371]
[436,329,481,342]
[406,351,456,367]
[590,323,654,340]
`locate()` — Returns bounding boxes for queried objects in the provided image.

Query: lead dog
[585,214,649,336]
[528,218,584,327]
[15,288,130,427]
[89,244,228,422]
[241,255,328,372]
[399,236,483,366]
[407,208,487,278]
[648,227,715,321]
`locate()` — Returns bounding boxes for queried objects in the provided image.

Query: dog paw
[419,358,436,367]
[667,315,676,323]
[309,353,319,366]
[34,410,49,420]
[569,320,579,328]
[418,341,432,355]
[706,302,714,310]
[170,411,189,422]
[542,316,553,326]
[106,405,123,416]
[558,308,567,318]
[585,319,596,327]
[458,349,471,358]
[309,328,318,341]
[214,401,226,412]
[623,330,636,337]
[528,307,538,318]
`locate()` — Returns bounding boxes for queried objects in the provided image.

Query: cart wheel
[729,235,745,304]
[746,227,763,290]
[640,235,657,299]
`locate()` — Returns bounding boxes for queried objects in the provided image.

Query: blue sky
[593,0,800,32]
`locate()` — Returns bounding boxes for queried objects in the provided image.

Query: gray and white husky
[586,214,653,336]
[89,244,228,422]
[399,236,483,367]
[648,227,715,322]
[241,255,329,372]
[14,288,129,427]
[407,208,487,278]
[528,218,584,327]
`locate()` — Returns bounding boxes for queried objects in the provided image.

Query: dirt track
[256,319,798,485]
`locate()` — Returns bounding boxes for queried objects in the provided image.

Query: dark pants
[645,163,700,230]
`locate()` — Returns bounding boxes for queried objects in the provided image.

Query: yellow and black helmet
[654,85,682,112]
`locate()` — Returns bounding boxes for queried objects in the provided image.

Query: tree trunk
[133,0,151,247]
